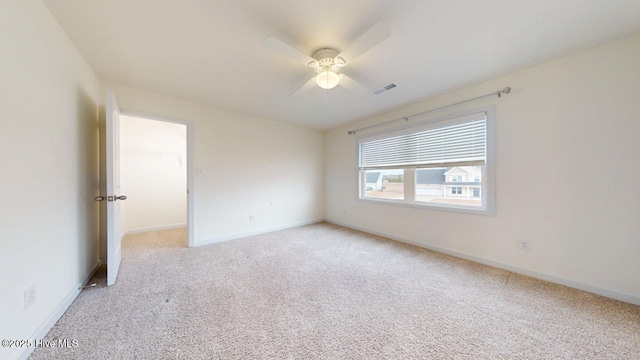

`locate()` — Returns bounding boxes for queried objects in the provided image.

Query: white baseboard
[196,219,323,247]
[123,223,187,236]
[15,261,102,360]
[325,219,640,306]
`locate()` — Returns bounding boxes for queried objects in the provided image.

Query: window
[358,108,494,214]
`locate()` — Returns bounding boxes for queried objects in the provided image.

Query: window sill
[357,197,495,216]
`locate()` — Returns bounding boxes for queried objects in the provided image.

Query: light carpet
[30,223,640,359]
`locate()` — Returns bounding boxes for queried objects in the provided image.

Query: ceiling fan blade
[264,36,315,65]
[339,74,369,95]
[336,22,391,64]
[290,76,317,96]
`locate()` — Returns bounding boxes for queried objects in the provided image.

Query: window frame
[356,106,496,216]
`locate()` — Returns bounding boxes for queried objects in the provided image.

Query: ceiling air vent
[371,82,398,95]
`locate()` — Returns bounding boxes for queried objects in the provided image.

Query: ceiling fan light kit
[309,48,344,90]
[316,68,340,89]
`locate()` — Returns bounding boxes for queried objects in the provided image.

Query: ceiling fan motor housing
[308,48,345,73]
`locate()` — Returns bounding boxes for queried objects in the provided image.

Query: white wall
[0,1,102,359]
[325,33,640,304]
[102,83,325,245]
[120,116,187,234]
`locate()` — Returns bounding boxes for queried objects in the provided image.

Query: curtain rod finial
[502,86,511,94]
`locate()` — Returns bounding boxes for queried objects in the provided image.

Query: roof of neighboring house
[444,166,481,175]
[365,172,381,183]
[416,168,446,184]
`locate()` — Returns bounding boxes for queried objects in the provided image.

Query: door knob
[95,195,127,202]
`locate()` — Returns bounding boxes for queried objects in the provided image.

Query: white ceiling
[44,0,640,130]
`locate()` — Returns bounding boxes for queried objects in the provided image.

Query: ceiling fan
[264,22,391,96]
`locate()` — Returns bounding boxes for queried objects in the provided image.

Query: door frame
[119,110,196,247]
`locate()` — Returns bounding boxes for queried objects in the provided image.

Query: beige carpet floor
[31,223,640,359]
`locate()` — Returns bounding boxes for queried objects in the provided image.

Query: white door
[105,91,125,286]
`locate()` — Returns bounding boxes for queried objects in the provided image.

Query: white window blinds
[358,112,486,169]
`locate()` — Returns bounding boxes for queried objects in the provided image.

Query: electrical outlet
[249,214,255,222]
[24,285,36,310]
[517,239,532,251]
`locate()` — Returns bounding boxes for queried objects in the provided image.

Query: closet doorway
[119,114,193,247]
